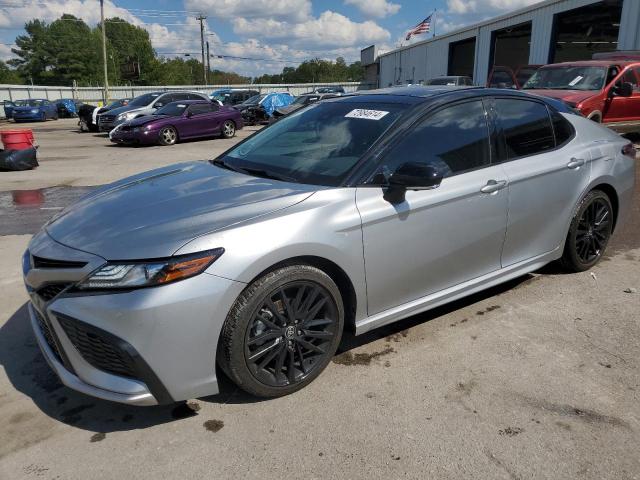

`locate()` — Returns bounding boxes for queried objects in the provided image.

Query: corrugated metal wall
[379,0,640,87]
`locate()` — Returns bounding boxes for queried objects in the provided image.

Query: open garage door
[448,37,476,79]
[551,0,623,63]
[489,22,532,73]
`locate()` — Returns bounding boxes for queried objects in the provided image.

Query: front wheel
[218,265,344,398]
[158,126,178,146]
[40,112,46,122]
[561,190,613,272]
[221,120,236,138]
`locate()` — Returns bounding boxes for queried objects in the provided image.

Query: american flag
[406,14,432,41]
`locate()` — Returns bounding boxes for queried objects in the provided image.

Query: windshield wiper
[211,158,244,173]
[236,167,297,183]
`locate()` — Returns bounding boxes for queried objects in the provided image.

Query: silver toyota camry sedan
[22,87,635,405]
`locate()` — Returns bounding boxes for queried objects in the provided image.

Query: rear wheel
[221,120,236,139]
[158,126,178,146]
[561,190,613,272]
[218,265,344,398]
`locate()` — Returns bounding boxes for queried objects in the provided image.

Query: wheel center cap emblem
[285,326,296,339]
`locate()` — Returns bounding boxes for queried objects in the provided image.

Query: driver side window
[376,100,491,182]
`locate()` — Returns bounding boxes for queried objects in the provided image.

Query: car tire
[40,112,46,122]
[221,120,236,139]
[158,126,178,146]
[218,264,344,398]
[560,190,613,272]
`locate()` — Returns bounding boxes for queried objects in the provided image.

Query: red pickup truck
[521,59,640,134]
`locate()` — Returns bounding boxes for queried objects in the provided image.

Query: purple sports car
[110,100,243,146]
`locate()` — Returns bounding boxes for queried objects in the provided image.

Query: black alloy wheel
[218,265,344,397]
[561,190,613,272]
[244,281,338,387]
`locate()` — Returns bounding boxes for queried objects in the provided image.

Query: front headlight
[77,249,224,290]
[31,109,39,113]
[117,112,137,121]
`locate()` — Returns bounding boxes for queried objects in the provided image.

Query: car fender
[174,188,369,322]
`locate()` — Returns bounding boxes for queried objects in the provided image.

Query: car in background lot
[426,76,474,86]
[98,91,210,132]
[270,92,339,120]
[522,60,640,133]
[487,65,541,89]
[110,100,242,146]
[314,86,345,94]
[2,100,22,119]
[234,92,294,125]
[21,86,635,405]
[12,99,58,122]
[210,88,259,106]
[56,99,83,118]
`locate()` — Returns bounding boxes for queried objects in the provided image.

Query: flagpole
[432,9,437,38]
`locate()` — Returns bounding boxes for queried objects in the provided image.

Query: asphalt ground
[0,118,639,480]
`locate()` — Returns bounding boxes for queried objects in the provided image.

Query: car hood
[524,89,596,104]
[13,106,41,112]
[106,104,145,117]
[45,161,319,260]
[126,114,173,126]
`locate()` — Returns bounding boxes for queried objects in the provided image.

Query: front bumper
[110,129,157,145]
[13,112,43,121]
[24,232,246,405]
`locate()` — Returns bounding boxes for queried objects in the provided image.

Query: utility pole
[206,41,211,85]
[100,0,109,104]
[196,14,207,85]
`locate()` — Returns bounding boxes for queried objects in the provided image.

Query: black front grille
[99,114,115,124]
[58,316,138,379]
[37,283,71,302]
[34,309,63,363]
[32,255,87,269]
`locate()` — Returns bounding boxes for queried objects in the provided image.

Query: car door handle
[567,158,585,169]
[480,180,508,194]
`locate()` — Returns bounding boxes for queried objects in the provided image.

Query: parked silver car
[23,87,635,405]
[97,91,210,132]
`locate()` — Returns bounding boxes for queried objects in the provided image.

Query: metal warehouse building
[362,0,640,88]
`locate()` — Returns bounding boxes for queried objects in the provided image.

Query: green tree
[0,61,23,84]
[102,17,156,85]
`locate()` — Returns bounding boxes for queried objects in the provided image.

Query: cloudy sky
[0,0,541,77]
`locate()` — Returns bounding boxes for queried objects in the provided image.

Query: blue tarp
[260,93,294,117]
[57,99,77,114]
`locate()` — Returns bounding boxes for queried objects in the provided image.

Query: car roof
[331,86,573,112]
[541,60,638,68]
[165,99,210,104]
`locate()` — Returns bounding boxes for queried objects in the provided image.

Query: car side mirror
[612,81,633,97]
[186,110,193,118]
[154,103,163,108]
[383,162,443,204]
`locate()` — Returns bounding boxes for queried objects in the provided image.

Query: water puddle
[0,186,95,235]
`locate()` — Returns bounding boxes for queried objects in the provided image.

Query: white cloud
[447,0,541,15]
[0,0,138,29]
[233,10,390,49]
[344,0,400,18]
[183,0,311,22]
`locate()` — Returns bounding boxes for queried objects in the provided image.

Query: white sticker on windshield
[345,109,389,120]
[568,75,584,86]
[177,104,186,107]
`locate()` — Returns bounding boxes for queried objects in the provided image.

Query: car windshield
[17,100,44,107]
[217,101,406,186]
[154,103,188,116]
[429,77,457,85]
[240,94,266,106]
[292,96,312,105]
[523,66,606,91]
[211,92,229,103]
[128,93,161,107]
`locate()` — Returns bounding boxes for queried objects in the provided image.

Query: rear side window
[550,109,574,147]
[188,104,213,115]
[495,98,555,159]
[380,100,490,179]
